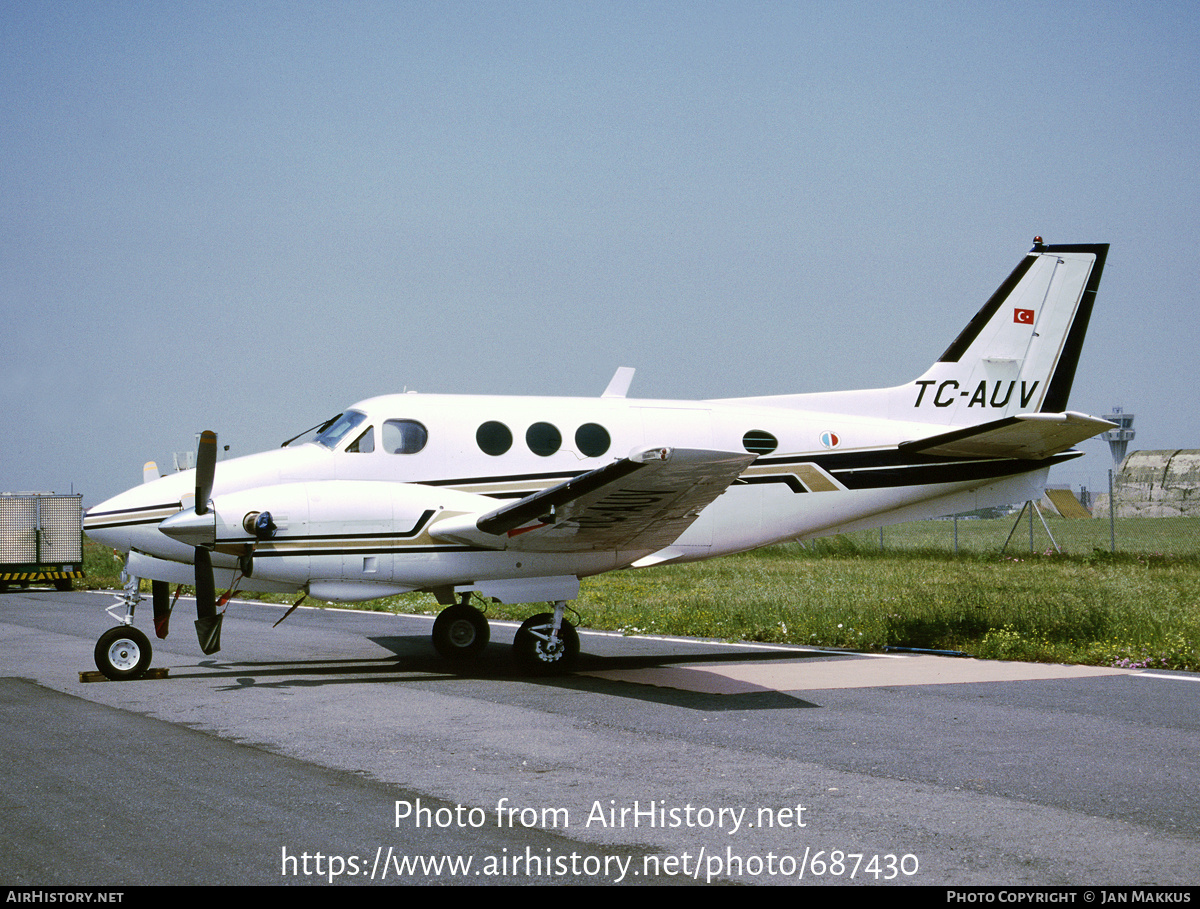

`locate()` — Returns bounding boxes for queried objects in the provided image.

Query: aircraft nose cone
[159,508,216,547]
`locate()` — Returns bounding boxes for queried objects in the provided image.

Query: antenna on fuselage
[602,367,636,399]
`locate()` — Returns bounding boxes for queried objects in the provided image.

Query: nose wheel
[95,626,153,681]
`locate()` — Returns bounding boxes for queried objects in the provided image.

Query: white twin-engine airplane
[86,240,1112,680]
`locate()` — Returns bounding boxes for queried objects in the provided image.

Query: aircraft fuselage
[86,389,1061,604]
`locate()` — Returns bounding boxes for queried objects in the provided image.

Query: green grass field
[80,515,1200,671]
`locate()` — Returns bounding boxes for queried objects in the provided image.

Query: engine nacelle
[161,479,494,599]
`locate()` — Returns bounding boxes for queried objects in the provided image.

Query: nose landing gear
[95,625,152,681]
[94,571,154,681]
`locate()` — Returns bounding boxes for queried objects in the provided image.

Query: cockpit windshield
[313,410,368,450]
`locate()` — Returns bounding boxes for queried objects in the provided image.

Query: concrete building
[1100,450,1200,518]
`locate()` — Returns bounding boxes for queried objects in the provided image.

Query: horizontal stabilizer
[430,446,755,553]
[899,412,1115,461]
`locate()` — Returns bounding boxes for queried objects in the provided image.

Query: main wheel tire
[431,603,490,659]
[512,613,579,674]
[94,626,153,681]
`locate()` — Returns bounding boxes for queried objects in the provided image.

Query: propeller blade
[152,579,171,639]
[195,547,215,618]
[193,546,222,654]
[195,430,217,516]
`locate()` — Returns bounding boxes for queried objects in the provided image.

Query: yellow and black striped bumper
[0,568,85,583]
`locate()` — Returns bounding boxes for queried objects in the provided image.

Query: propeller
[193,431,222,654]
[195,430,217,515]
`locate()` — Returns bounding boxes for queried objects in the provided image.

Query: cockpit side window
[382,419,428,454]
[314,411,368,450]
[347,426,375,453]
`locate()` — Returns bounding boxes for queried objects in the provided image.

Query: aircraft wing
[898,412,1115,461]
[430,447,756,553]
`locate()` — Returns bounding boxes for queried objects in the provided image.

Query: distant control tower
[1101,406,1135,467]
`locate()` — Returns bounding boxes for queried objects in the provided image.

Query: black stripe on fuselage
[83,502,183,531]
[422,449,1081,499]
[753,449,1081,492]
[741,474,807,493]
[420,469,583,499]
[217,509,439,555]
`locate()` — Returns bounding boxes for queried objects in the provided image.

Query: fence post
[1109,469,1116,553]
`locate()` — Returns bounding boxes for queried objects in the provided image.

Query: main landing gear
[431,597,491,659]
[430,596,580,674]
[512,604,580,673]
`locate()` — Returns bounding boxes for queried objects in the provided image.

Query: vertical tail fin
[910,242,1108,426]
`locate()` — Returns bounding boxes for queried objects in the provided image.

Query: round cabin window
[575,423,611,457]
[526,422,562,457]
[477,421,513,456]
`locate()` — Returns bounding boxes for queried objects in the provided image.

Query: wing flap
[899,412,1115,460]
[430,447,756,553]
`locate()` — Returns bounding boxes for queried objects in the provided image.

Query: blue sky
[3,1,1197,505]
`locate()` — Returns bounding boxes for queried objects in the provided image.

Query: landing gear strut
[94,569,153,681]
[512,601,579,674]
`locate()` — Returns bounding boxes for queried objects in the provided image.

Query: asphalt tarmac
[2,588,1198,886]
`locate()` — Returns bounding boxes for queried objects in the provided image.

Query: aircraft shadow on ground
[158,635,824,710]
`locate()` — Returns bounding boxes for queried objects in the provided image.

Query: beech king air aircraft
[85,239,1112,680]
